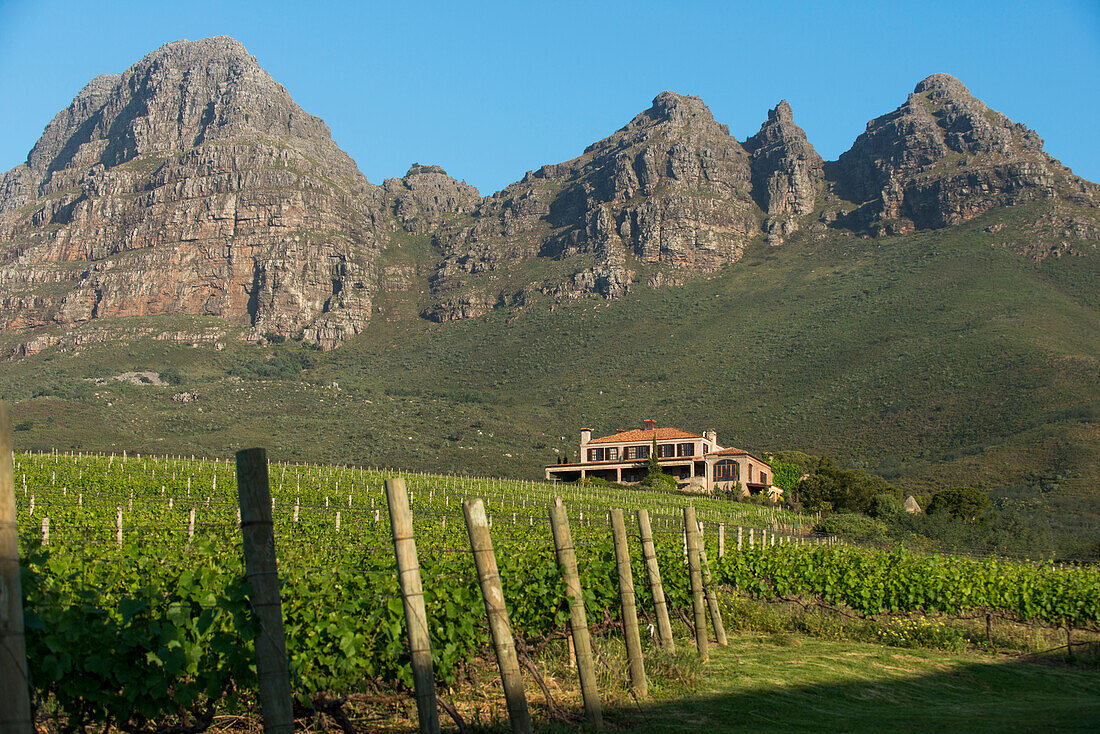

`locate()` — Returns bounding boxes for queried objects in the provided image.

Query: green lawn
[611,635,1100,733]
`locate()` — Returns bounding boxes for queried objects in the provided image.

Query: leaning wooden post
[697,532,728,647]
[550,499,602,728]
[0,405,33,734]
[610,509,647,699]
[684,507,708,660]
[463,499,531,734]
[236,448,294,734]
[637,509,674,651]
[386,477,440,734]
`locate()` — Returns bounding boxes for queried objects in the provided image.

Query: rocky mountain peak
[744,100,824,230]
[834,73,1092,231]
[747,100,811,149]
[404,163,449,177]
[769,99,794,122]
[645,91,722,128]
[423,90,758,317]
[617,91,732,140]
[0,35,383,352]
[913,72,972,99]
[25,36,338,185]
[383,164,480,235]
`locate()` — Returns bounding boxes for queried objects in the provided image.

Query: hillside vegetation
[1,198,1097,555]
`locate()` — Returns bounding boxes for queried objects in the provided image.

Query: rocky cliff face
[424,91,761,319]
[743,100,824,242]
[834,73,1097,232]
[383,164,480,236]
[0,36,385,349]
[1,43,1095,351]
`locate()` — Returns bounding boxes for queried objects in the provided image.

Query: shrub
[813,512,889,543]
[160,368,183,386]
[869,493,903,518]
[798,458,898,514]
[928,487,991,523]
[764,455,803,491]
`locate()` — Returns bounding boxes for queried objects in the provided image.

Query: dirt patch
[87,371,169,386]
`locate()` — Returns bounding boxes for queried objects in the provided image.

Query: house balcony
[545,457,707,484]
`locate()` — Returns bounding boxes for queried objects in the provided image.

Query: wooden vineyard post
[610,509,647,699]
[637,508,674,651]
[0,405,33,734]
[386,477,440,734]
[719,523,725,557]
[236,448,294,734]
[463,499,532,734]
[684,507,708,660]
[697,534,728,646]
[550,499,603,728]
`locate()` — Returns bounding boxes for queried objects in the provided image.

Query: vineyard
[5,448,1100,732]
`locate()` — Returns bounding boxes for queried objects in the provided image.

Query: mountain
[833,73,1098,233]
[0,38,1098,554]
[0,37,386,350]
[423,90,762,320]
[2,41,1095,353]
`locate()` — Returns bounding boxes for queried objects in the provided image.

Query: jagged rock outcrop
[834,73,1097,232]
[743,100,824,242]
[383,164,480,236]
[428,91,759,307]
[0,36,385,349]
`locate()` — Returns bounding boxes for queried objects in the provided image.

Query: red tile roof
[588,427,702,444]
[709,447,772,465]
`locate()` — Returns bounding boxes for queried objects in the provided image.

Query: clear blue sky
[1,0,1098,195]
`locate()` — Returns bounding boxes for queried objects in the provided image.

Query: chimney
[705,430,717,446]
[642,418,657,431]
[580,428,592,447]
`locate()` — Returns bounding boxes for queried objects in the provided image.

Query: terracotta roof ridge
[711,446,748,454]
[708,446,773,465]
[588,426,702,444]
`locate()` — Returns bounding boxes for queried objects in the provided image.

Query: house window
[657,443,675,458]
[748,465,754,483]
[714,460,739,481]
[677,442,693,457]
[587,448,603,462]
[760,472,768,485]
[607,447,618,461]
[625,445,649,460]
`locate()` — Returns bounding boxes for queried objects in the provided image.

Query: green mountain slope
[2,200,1096,525]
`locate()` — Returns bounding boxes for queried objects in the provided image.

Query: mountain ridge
[1,37,1095,353]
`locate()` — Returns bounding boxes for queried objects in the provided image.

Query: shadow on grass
[591,646,1100,734]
